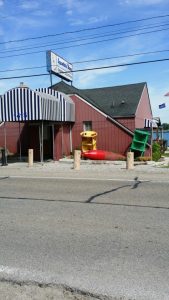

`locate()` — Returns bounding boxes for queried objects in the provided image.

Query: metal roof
[0,86,75,122]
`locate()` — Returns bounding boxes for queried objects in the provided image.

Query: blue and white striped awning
[0,86,75,122]
[36,87,75,122]
[144,118,158,128]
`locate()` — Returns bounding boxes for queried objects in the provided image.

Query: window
[83,121,92,131]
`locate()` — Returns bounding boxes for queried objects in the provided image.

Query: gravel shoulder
[0,157,169,181]
[0,281,112,300]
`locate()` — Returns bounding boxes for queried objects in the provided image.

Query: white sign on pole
[46,51,73,82]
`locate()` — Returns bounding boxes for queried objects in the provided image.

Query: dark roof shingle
[52,81,147,118]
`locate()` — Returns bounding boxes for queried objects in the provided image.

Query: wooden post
[126,151,134,170]
[41,121,44,164]
[28,149,33,167]
[74,150,81,170]
[151,125,153,161]
[70,124,73,154]
[3,122,7,165]
[19,122,22,161]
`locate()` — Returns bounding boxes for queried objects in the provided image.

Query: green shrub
[152,142,161,161]
[136,156,151,162]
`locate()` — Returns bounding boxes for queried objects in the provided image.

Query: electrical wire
[1,48,169,73]
[0,26,169,60]
[1,21,169,54]
[0,57,169,80]
[0,13,169,45]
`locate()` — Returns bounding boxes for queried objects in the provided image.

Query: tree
[162,123,169,130]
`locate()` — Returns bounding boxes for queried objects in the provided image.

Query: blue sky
[0,0,169,122]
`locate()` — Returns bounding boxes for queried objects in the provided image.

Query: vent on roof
[19,82,28,88]
[121,100,125,104]
[111,101,115,108]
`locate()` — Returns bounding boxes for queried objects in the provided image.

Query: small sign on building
[46,50,73,82]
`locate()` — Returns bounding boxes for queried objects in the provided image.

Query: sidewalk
[0,157,169,181]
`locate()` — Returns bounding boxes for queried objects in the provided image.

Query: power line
[0,57,169,81]
[0,13,169,45]
[71,58,169,73]
[0,26,169,60]
[1,21,169,54]
[0,65,45,73]
[2,19,165,52]
[1,48,169,73]
[0,73,48,80]
[73,49,169,64]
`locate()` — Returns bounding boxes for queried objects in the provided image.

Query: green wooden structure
[130,129,150,156]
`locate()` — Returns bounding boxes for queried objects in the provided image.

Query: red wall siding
[116,117,135,132]
[54,125,62,160]
[62,124,71,155]
[54,124,71,160]
[0,122,29,155]
[70,95,133,155]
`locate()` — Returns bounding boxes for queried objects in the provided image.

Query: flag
[159,103,166,109]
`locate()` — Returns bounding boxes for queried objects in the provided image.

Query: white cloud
[16,16,43,28]
[0,80,18,94]
[0,58,48,94]
[120,0,167,5]
[6,14,50,30]
[51,0,107,27]
[87,16,108,24]
[0,0,4,7]
[31,10,52,17]
[74,55,130,87]
[68,18,85,26]
[66,10,73,15]
[19,0,40,10]
[55,0,94,14]
[70,15,108,26]
[0,26,4,36]
[75,65,126,87]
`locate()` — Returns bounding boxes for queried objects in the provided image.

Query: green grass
[159,165,169,168]
[162,152,169,157]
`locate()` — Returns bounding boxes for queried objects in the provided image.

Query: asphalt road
[0,176,169,299]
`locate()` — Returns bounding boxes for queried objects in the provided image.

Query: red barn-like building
[52,81,152,157]
[0,81,152,161]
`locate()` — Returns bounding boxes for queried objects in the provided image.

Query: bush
[152,142,161,161]
[136,156,151,162]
